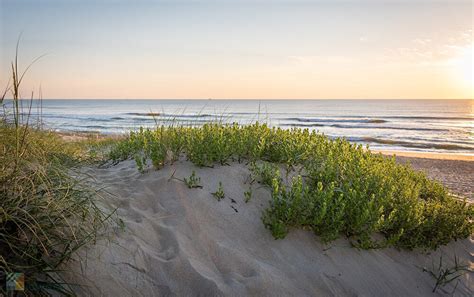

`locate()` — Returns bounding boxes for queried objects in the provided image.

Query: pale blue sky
[1,0,472,99]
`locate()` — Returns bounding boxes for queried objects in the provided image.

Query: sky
[0,0,473,99]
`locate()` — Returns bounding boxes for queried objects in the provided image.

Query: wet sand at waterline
[64,157,473,296]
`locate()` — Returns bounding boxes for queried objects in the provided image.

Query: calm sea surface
[8,99,473,155]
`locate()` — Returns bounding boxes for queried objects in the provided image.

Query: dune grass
[0,51,112,295]
[109,123,473,250]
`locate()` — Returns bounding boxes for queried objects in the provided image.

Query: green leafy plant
[250,161,281,188]
[212,181,225,201]
[183,170,202,189]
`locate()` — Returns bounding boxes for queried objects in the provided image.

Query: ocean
[6,99,473,155]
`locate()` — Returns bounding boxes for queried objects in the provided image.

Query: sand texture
[64,157,473,297]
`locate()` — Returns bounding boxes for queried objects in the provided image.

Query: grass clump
[0,127,109,294]
[110,123,473,250]
[1,49,110,295]
[423,254,471,293]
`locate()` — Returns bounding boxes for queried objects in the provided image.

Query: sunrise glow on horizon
[1,0,473,99]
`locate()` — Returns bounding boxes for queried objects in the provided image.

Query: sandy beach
[64,153,473,296]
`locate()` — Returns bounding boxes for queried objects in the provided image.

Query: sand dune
[65,160,473,296]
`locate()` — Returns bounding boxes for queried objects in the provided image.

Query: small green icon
[6,272,24,291]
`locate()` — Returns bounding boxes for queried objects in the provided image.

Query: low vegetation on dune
[109,124,473,250]
[0,57,112,295]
